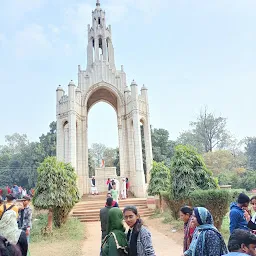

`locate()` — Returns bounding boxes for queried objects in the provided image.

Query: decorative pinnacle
[96,0,100,6]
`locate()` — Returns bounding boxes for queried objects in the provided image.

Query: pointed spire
[96,0,100,7]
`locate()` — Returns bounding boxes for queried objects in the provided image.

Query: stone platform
[71,194,155,222]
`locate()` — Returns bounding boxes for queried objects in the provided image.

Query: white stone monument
[56,0,152,197]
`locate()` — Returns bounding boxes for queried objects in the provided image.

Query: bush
[161,191,190,219]
[171,145,218,200]
[190,189,234,230]
[148,161,171,196]
[33,157,79,232]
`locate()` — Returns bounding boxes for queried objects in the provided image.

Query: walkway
[82,221,182,255]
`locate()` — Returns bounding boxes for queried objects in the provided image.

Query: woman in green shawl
[101,207,128,256]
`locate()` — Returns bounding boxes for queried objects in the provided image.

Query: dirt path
[82,221,182,255]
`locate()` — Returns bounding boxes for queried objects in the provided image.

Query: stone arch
[82,82,125,112]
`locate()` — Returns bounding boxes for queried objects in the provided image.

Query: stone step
[71,196,155,222]
[73,206,149,212]
[72,207,149,216]
[75,211,154,222]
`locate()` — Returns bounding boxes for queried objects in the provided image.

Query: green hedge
[190,189,232,229]
[161,189,244,229]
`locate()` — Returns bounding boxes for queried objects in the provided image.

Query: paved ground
[82,221,182,255]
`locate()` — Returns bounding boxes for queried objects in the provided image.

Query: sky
[0,0,256,148]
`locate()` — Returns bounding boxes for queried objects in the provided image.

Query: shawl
[183,215,194,252]
[102,208,128,251]
[0,210,21,244]
[127,220,142,256]
[187,207,227,256]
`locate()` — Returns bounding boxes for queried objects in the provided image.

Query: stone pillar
[141,85,153,183]
[76,119,84,194]
[56,119,64,162]
[95,37,99,62]
[130,80,145,197]
[118,117,125,177]
[68,81,77,168]
[143,119,153,183]
[64,124,69,163]
[102,37,107,61]
[83,115,89,194]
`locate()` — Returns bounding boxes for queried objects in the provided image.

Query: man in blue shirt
[223,229,256,255]
[230,193,250,234]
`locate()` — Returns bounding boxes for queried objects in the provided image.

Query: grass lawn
[29,214,85,256]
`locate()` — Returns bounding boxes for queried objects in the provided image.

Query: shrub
[148,161,171,196]
[171,145,218,200]
[190,189,233,230]
[33,157,79,232]
[161,191,190,219]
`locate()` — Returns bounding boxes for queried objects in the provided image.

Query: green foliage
[33,157,79,227]
[190,189,233,229]
[147,161,171,196]
[39,121,56,158]
[203,150,246,176]
[245,137,256,170]
[151,128,176,166]
[0,122,57,189]
[171,145,218,200]
[218,170,256,191]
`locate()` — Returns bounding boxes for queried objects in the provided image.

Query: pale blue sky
[0,0,256,148]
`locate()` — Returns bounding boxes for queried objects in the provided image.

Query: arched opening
[99,37,103,60]
[92,37,95,62]
[88,102,119,178]
[106,38,110,62]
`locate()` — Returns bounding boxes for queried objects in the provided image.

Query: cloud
[14,24,52,59]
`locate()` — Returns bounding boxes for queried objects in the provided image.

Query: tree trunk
[47,208,53,232]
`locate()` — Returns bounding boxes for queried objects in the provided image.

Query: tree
[88,149,95,177]
[203,150,246,176]
[33,157,79,233]
[177,131,204,153]
[151,128,176,166]
[113,148,120,176]
[90,143,107,167]
[39,121,56,157]
[178,108,230,153]
[245,137,256,170]
[103,147,117,167]
[147,161,171,196]
[171,145,218,199]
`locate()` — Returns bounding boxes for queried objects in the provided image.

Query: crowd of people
[91,177,130,202]
[180,193,256,256]
[0,185,34,200]
[99,191,256,255]
[0,191,33,256]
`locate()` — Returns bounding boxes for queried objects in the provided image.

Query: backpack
[0,204,15,220]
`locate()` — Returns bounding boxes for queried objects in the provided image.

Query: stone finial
[68,80,76,86]
[124,86,131,93]
[121,65,124,71]
[96,0,100,7]
[56,85,64,91]
[141,84,148,90]
[131,79,137,86]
